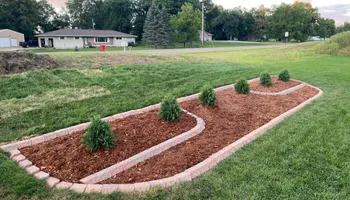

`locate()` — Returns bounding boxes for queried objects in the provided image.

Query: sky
[48,0,350,25]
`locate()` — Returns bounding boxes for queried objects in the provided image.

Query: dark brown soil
[250,77,301,93]
[101,86,319,184]
[0,51,58,75]
[21,110,197,182]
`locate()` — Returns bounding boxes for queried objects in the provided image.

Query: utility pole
[202,1,204,48]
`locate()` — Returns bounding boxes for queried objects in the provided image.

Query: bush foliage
[235,78,250,94]
[82,116,115,152]
[159,96,182,122]
[278,70,291,82]
[314,31,350,56]
[199,85,216,106]
[260,72,272,87]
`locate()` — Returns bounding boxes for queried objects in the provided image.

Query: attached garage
[0,29,25,48]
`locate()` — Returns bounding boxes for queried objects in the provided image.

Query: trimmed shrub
[235,78,250,94]
[82,116,115,152]
[159,96,182,122]
[278,70,291,82]
[199,84,216,106]
[260,72,272,87]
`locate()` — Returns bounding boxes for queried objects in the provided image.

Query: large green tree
[316,18,336,39]
[103,0,133,33]
[171,3,201,47]
[0,0,66,40]
[251,5,270,40]
[336,22,350,33]
[269,2,318,42]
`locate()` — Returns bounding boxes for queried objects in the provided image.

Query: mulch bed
[101,86,319,184]
[250,77,301,93]
[21,110,197,182]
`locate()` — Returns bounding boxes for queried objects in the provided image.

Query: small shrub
[278,70,291,82]
[199,84,216,106]
[82,116,115,152]
[235,78,250,94]
[159,96,182,122]
[260,72,272,87]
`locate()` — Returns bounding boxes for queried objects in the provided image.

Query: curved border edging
[1,78,323,194]
[80,109,205,184]
[251,83,306,96]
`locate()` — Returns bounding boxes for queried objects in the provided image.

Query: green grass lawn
[1,43,350,199]
[27,41,275,53]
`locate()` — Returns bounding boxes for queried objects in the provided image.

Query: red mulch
[250,77,301,93]
[101,86,319,184]
[21,110,197,182]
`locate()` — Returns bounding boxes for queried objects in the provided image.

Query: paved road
[132,44,283,54]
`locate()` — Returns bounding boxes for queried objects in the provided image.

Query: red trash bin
[100,44,106,52]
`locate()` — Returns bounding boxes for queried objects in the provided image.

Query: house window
[95,37,109,43]
[59,37,65,40]
[116,37,122,40]
[74,37,80,39]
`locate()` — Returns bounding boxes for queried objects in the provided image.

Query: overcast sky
[48,0,350,25]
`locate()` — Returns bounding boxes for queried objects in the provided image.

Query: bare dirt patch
[250,77,301,93]
[101,86,319,184]
[0,51,58,75]
[21,110,197,182]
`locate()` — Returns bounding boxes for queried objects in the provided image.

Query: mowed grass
[1,43,350,199]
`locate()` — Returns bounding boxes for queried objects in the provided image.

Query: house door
[48,38,54,47]
[40,39,45,47]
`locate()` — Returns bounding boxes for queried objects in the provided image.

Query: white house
[35,29,137,49]
[0,29,25,48]
[199,30,213,41]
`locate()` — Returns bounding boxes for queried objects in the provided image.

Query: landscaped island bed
[21,110,197,182]
[101,86,318,184]
[250,77,301,93]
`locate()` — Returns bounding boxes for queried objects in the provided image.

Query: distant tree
[142,3,160,47]
[336,22,350,33]
[269,2,318,42]
[251,5,270,40]
[212,10,240,40]
[171,3,201,47]
[103,0,133,33]
[37,0,70,32]
[66,0,104,29]
[316,18,336,39]
[0,0,64,40]
[158,6,174,47]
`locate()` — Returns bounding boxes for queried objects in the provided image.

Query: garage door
[0,37,11,48]
[11,39,17,47]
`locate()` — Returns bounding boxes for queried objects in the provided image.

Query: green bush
[82,116,115,152]
[260,72,272,87]
[159,96,182,122]
[330,31,350,49]
[278,70,291,82]
[338,46,350,56]
[199,84,216,106]
[235,78,250,94]
[314,32,350,56]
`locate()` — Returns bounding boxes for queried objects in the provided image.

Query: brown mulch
[101,86,319,184]
[21,110,197,182]
[250,77,301,93]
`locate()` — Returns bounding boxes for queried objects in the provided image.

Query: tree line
[0,0,338,43]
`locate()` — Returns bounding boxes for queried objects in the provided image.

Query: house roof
[35,29,137,38]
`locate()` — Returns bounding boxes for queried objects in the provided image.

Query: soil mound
[0,51,58,75]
